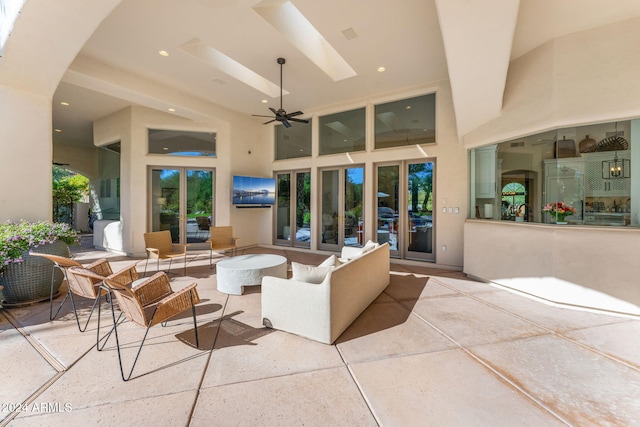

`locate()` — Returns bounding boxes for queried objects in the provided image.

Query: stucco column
[0,86,52,222]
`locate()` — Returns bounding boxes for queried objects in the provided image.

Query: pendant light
[601,123,630,179]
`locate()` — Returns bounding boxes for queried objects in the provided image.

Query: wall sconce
[602,152,630,179]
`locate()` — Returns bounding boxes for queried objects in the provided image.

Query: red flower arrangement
[543,202,577,222]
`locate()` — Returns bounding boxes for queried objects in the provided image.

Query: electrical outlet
[441,245,447,251]
[454,207,459,214]
[442,207,447,213]
[448,207,453,214]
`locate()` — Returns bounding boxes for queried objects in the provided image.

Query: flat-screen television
[232,175,276,206]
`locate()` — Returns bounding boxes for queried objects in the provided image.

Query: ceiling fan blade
[252,58,304,127]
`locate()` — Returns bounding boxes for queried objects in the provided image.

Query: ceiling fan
[252,58,308,128]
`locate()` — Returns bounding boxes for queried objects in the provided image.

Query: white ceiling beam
[63,55,243,123]
[435,0,520,138]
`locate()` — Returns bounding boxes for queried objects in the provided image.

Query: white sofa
[261,242,390,344]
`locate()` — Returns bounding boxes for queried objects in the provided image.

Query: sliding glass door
[319,165,364,251]
[150,167,214,245]
[376,165,400,255]
[406,161,434,261]
[274,170,311,248]
[376,160,435,261]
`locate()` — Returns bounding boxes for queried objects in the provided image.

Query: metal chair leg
[49,263,113,333]
[69,290,101,333]
[49,264,70,321]
[110,300,158,382]
[191,290,199,348]
[96,288,123,351]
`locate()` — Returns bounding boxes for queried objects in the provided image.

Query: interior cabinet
[474,145,497,198]
[582,151,630,197]
[543,158,585,220]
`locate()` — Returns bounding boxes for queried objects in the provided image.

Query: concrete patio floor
[1,238,640,426]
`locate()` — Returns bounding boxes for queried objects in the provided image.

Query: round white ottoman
[216,254,287,295]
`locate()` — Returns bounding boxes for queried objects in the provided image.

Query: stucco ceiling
[45,0,640,147]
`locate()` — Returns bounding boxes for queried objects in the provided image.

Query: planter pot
[0,240,70,307]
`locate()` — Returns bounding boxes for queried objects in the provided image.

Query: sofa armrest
[261,275,332,344]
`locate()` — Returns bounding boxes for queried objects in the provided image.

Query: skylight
[179,38,286,98]
[252,0,357,82]
[0,0,25,57]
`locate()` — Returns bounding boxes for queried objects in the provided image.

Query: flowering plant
[0,220,78,268]
[543,202,577,222]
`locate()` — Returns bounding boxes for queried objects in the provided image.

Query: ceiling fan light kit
[252,58,309,128]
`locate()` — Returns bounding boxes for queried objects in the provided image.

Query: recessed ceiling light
[163,147,169,150]
[159,50,169,57]
[54,129,62,133]
[60,102,69,106]
[261,99,268,104]
[167,108,176,112]
[377,67,386,73]
[405,105,412,110]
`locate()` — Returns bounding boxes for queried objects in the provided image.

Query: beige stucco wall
[462,18,640,306]
[464,221,640,307]
[464,17,640,149]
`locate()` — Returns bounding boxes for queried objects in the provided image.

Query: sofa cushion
[318,255,343,267]
[341,240,379,260]
[291,262,333,284]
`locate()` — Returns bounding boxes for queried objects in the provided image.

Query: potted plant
[543,202,577,224]
[0,220,78,306]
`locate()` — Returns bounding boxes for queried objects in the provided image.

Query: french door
[376,160,435,261]
[150,167,215,245]
[274,170,311,248]
[319,165,364,252]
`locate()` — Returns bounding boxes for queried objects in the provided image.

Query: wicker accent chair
[101,272,200,381]
[143,230,188,276]
[28,253,139,332]
[208,226,239,268]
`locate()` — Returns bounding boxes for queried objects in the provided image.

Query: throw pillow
[341,240,380,260]
[361,240,379,254]
[318,255,343,267]
[291,262,333,284]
